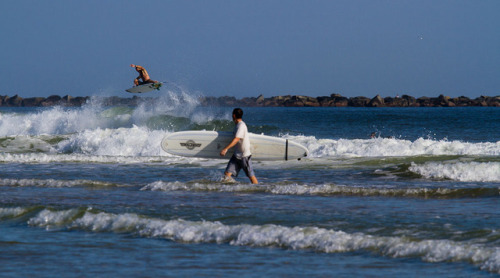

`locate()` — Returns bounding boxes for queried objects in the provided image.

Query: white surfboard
[161,131,308,161]
[125,82,163,93]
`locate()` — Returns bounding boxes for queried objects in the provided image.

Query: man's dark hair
[232,108,243,119]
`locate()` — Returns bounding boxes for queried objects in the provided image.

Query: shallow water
[1,93,499,276]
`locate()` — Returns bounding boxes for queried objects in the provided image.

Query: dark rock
[368,95,385,107]
[349,96,370,107]
[417,97,432,107]
[220,96,237,106]
[62,95,72,103]
[61,95,78,106]
[317,96,332,107]
[41,95,62,106]
[0,95,7,106]
[256,94,264,104]
[401,95,417,107]
[384,97,405,107]
[70,96,89,106]
[330,94,349,107]
[283,95,319,107]
[22,97,45,106]
[1,93,498,108]
[283,95,304,107]
[7,95,23,106]
[490,96,500,107]
[451,96,466,106]
[436,94,455,107]
[384,97,395,106]
[480,96,500,107]
[302,96,320,107]
[240,97,259,107]
[474,96,490,107]
[385,95,414,107]
[263,95,289,107]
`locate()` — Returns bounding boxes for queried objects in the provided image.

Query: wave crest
[290,135,500,158]
[141,181,500,198]
[409,162,500,182]
[20,207,500,274]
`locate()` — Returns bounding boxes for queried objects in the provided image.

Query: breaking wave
[0,178,123,188]
[1,133,498,160]
[0,90,201,137]
[409,162,500,182]
[0,207,27,219]
[0,176,496,198]
[1,92,498,161]
[291,135,500,158]
[141,181,500,199]
[11,207,498,274]
[55,126,166,156]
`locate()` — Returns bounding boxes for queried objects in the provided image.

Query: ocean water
[1,91,499,277]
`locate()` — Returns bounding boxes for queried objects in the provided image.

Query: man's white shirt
[234,121,251,158]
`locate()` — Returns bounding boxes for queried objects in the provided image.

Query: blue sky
[1,0,499,98]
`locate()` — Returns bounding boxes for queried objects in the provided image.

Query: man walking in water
[220,108,258,184]
[130,64,158,86]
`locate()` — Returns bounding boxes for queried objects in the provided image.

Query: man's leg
[242,156,258,184]
[223,171,236,182]
[224,155,239,182]
[249,175,258,184]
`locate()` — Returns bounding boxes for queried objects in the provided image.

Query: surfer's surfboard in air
[161,131,308,161]
[125,82,163,93]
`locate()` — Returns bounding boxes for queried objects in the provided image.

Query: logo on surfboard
[180,140,202,150]
[151,83,162,90]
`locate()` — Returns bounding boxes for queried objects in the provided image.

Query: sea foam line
[0,207,27,219]
[0,153,198,164]
[26,208,500,274]
[409,162,500,182]
[55,126,167,156]
[289,135,500,157]
[141,181,500,198]
[0,178,122,188]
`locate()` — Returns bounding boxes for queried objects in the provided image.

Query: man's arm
[220,137,240,156]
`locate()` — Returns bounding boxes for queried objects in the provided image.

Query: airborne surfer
[130,64,158,86]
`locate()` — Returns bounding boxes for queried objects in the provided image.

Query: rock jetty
[199,94,500,107]
[1,94,499,107]
[1,95,90,107]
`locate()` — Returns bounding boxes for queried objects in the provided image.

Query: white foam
[0,105,108,136]
[26,208,500,274]
[0,135,57,153]
[50,134,500,159]
[27,208,79,229]
[131,89,201,125]
[140,181,498,198]
[56,125,167,156]
[141,181,264,193]
[0,152,197,164]
[409,162,500,182]
[0,89,201,138]
[0,178,121,188]
[288,135,500,158]
[0,207,26,218]
[1,101,499,161]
